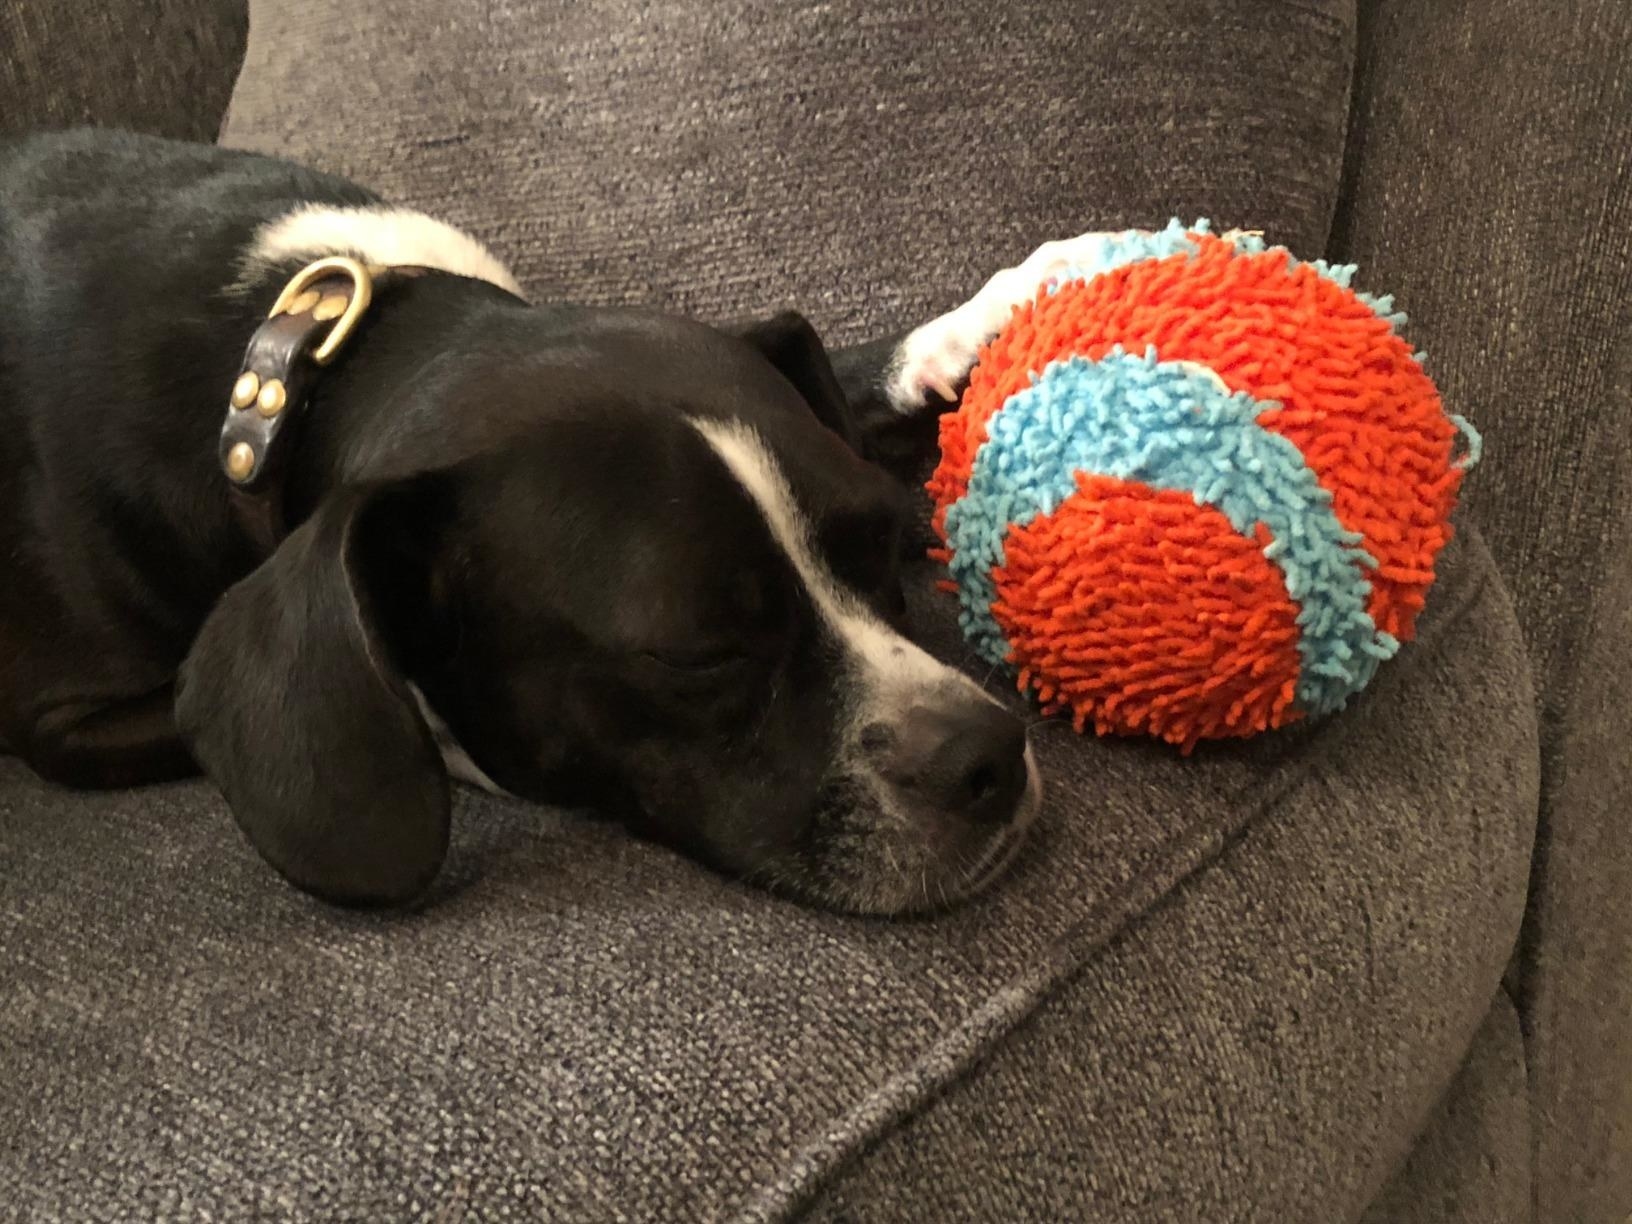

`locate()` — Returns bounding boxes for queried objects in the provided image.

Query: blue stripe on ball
[942,348,1400,717]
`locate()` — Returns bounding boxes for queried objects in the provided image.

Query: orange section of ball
[929,235,1463,643]
[994,472,1305,751]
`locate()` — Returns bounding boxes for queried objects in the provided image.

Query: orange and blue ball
[927,220,1480,750]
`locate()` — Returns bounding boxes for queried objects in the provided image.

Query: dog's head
[177,302,1039,914]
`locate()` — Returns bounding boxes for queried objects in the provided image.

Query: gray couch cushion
[1331,4,1632,1217]
[2,0,1545,1217]
[1358,991,1531,1224]
[0,0,246,142]
[223,0,1357,344]
[0,527,1537,1220]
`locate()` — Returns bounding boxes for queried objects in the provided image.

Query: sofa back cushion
[1,0,246,142]
[223,0,1356,342]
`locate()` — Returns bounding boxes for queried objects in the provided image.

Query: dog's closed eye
[639,646,748,675]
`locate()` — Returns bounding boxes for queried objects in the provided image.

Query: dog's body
[1,129,1050,913]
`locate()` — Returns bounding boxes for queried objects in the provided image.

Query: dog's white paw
[886,230,1131,414]
[886,305,990,411]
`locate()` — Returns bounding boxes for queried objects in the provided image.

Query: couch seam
[1498,970,1538,1224]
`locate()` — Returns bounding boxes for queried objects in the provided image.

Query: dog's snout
[867,702,1028,824]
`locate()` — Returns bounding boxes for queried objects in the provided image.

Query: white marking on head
[240,204,524,298]
[690,418,1044,914]
[687,418,1000,723]
[409,685,508,796]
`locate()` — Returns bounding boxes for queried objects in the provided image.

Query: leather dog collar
[219,256,425,555]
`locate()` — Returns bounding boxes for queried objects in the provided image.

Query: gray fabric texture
[1,525,1536,1221]
[796,539,1535,1224]
[2,0,1598,1216]
[1329,3,1632,1218]
[1358,991,1531,1224]
[0,0,246,142]
[222,0,1356,346]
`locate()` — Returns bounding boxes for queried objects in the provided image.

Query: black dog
[1,129,1051,913]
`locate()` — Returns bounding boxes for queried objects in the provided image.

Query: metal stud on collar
[219,257,417,551]
[268,255,374,365]
[218,257,375,493]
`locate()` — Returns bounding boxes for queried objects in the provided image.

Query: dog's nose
[867,702,1028,825]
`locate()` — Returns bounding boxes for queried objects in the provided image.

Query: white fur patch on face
[241,204,524,298]
[410,684,507,796]
[687,418,1000,723]
[693,418,1043,914]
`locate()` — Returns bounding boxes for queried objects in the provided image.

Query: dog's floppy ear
[730,313,937,479]
[176,486,449,907]
[727,310,866,453]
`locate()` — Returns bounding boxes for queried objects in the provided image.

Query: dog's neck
[235,203,524,301]
[219,204,529,542]
[266,272,524,526]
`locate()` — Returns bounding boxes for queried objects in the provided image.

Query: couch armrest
[1329,4,1632,1218]
[0,0,248,141]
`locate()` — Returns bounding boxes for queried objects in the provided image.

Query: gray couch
[1,1,1627,1219]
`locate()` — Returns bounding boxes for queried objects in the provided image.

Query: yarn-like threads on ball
[927,221,1481,750]
[1000,473,1307,744]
